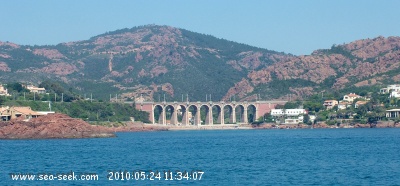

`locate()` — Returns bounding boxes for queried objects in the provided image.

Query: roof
[26,85,45,91]
[386,109,400,112]
[324,100,338,102]
[355,101,368,105]
[0,107,10,116]
[346,93,360,97]
[29,87,45,90]
[12,107,43,116]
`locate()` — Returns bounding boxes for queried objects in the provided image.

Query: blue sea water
[1,128,400,185]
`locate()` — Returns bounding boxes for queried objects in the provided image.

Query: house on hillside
[343,93,361,102]
[386,109,400,118]
[0,84,10,96]
[25,85,46,94]
[354,101,368,108]
[380,84,400,94]
[0,106,44,121]
[378,84,400,98]
[390,91,400,98]
[323,100,338,110]
[337,101,351,110]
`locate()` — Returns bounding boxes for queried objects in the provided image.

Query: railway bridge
[135,101,286,125]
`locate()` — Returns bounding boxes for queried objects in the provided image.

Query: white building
[270,109,307,117]
[390,91,400,98]
[386,109,400,118]
[343,93,361,102]
[271,109,307,124]
[26,85,46,94]
[379,84,400,98]
[0,84,10,96]
[380,84,400,94]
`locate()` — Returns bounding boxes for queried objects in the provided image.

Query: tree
[39,80,76,102]
[303,114,310,125]
[359,90,368,97]
[316,110,330,121]
[6,82,29,93]
[304,101,324,112]
[262,113,274,122]
[283,101,302,109]
[0,96,6,105]
[367,113,378,124]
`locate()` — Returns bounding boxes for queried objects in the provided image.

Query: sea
[1,128,400,185]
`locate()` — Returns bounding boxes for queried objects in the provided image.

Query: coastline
[112,121,400,132]
[3,117,400,140]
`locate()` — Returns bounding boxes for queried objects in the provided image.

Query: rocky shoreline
[252,121,400,129]
[109,121,400,131]
[111,124,169,132]
[0,113,116,139]
[112,121,400,131]
[0,113,174,139]
[2,114,400,140]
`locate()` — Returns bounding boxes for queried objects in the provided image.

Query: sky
[1,0,399,55]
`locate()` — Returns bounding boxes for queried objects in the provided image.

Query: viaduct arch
[136,101,286,125]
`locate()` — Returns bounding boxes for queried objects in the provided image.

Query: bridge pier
[195,108,201,125]
[205,106,212,125]
[243,108,248,124]
[158,107,166,125]
[181,106,189,126]
[230,106,236,124]
[217,108,224,125]
[170,107,178,125]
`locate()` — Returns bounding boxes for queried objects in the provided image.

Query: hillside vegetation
[3,100,149,123]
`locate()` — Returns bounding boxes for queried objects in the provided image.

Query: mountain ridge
[0,25,399,101]
[225,36,400,101]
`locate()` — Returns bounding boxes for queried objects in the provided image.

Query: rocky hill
[0,25,285,101]
[225,36,400,101]
[0,25,399,101]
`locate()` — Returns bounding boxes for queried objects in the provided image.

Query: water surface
[1,128,399,185]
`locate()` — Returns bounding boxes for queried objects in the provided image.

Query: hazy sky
[1,0,399,55]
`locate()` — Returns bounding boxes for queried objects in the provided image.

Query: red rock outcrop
[0,113,115,139]
[354,77,383,87]
[225,36,400,100]
[223,78,254,100]
[237,51,263,70]
[33,48,66,59]
[0,54,11,58]
[344,36,400,59]
[0,62,11,72]
[0,41,19,49]
[40,62,78,75]
[161,83,174,97]
[150,66,168,77]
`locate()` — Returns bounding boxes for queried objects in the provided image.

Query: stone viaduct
[135,101,286,125]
